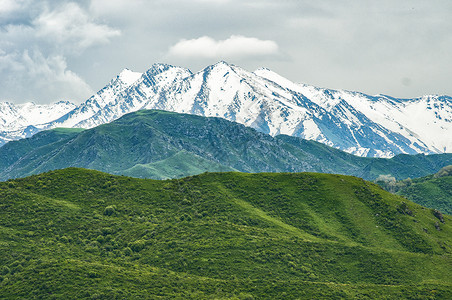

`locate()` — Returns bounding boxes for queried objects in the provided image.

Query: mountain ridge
[1,109,451,182]
[0,61,451,157]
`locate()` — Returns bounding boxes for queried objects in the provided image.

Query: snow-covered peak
[117,68,142,86]
[0,100,76,133]
[200,61,237,74]
[212,60,234,68]
[145,63,191,77]
[253,67,304,93]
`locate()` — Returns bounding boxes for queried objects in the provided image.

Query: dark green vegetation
[0,127,84,172]
[1,110,451,181]
[376,166,452,215]
[0,168,451,299]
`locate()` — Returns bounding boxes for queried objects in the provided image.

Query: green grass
[0,168,451,298]
[122,150,236,179]
[48,127,86,134]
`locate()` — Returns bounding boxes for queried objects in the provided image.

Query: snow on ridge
[117,68,143,86]
[0,100,77,146]
[254,67,304,94]
[0,101,76,130]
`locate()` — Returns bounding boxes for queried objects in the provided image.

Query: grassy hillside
[0,168,451,299]
[122,150,236,179]
[375,166,452,214]
[1,110,451,182]
[397,175,452,215]
[364,154,452,181]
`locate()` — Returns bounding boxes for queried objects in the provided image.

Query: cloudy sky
[1,0,451,104]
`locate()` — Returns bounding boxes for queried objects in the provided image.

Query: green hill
[398,175,452,215]
[122,150,236,179]
[0,127,84,171]
[1,110,451,181]
[375,166,452,214]
[0,168,451,298]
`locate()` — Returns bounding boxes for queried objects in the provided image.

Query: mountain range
[0,101,76,144]
[1,109,451,182]
[1,62,451,157]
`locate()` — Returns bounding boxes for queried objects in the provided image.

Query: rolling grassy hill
[121,150,236,179]
[1,110,451,182]
[0,168,451,298]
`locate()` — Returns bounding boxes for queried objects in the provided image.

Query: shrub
[123,247,133,256]
[434,165,452,178]
[88,271,100,278]
[130,240,146,252]
[103,205,117,216]
[432,209,445,223]
[1,266,10,275]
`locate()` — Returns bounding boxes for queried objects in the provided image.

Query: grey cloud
[0,50,93,102]
[0,0,119,103]
[33,2,120,53]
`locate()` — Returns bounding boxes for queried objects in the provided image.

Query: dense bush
[435,165,452,178]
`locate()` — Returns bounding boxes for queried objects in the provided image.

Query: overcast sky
[1,0,451,104]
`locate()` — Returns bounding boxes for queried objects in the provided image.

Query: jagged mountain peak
[141,63,193,87]
[53,100,75,105]
[199,61,242,76]
[116,68,142,85]
[211,60,235,68]
[145,62,192,75]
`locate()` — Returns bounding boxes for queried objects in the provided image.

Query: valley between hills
[1,109,451,183]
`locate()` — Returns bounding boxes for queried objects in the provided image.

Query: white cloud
[168,35,279,59]
[90,0,147,15]
[1,0,451,103]
[33,2,120,52]
[0,50,93,102]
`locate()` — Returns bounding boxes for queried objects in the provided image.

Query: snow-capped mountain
[0,101,76,145]
[1,61,451,157]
